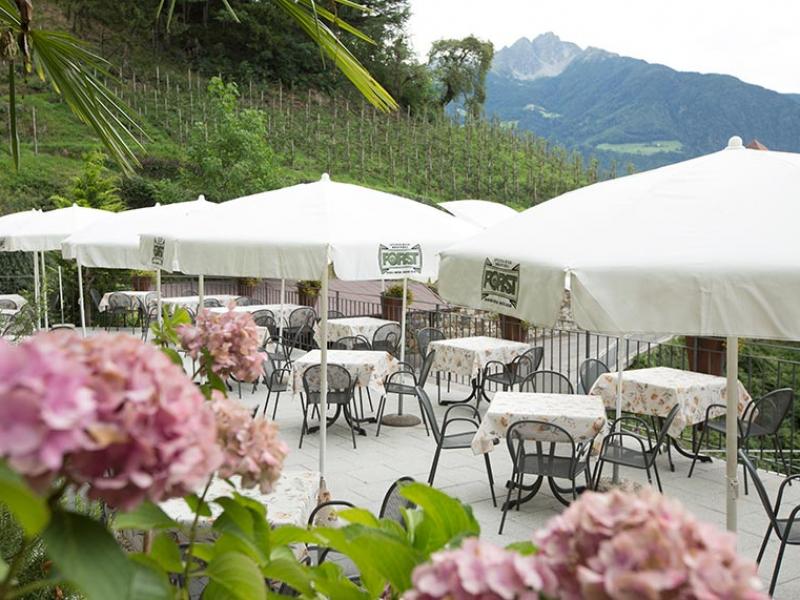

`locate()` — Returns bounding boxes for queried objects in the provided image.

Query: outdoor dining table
[161,294,239,309]
[590,366,752,467]
[208,303,303,322]
[97,290,152,312]
[312,316,398,347]
[472,391,607,506]
[288,349,400,435]
[0,294,27,310]
[428,335,533,405]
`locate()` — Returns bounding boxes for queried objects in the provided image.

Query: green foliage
[182,77,278,202]
[297,280,322,298]
[50,150,125,211]
[383,283,413,303]
[429,36,494,118]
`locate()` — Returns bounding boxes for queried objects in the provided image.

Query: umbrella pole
[41,252,49,329]
[381,277,421,427]
[319,265,329,484]
[156,269,163,326]
[198,275,204,310]
[279,278,285,340]
[58,266,64,323]
[726,336,739,533]
[77,263,87,337]
[613,336,625,483]
[33,251,40,330]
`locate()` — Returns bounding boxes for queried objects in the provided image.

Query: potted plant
[498,313,527,342]
[237,276,260,298]
[130,270,154,291]
[381,283,414,321]
[297,279,321,307]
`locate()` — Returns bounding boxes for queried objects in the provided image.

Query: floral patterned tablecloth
[288,349,400,397]
[471,392,607,454]
[312,316,399,347]
[160,294,240,310]
[159,470,320,530]
[428,336,533,379]
[589,367,752,437]
[97,290,152,312]
[208,303,303,322]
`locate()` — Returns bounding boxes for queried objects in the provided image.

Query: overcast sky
[407,0,800,94]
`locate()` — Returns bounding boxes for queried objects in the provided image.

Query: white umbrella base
[380,414,421,427]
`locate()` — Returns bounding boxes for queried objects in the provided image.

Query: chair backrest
[414,327,445,358]
[108,292,133,309]
[522,346,545,372]
[579,358,610,394]
[0,299,18,310]
[506,419,578,475]
[302,364,353,406]
[182,287,197,296]
[654,404,681,449]
[234,296,254,306]
[519,370,574,394]
[289,306,316,328]
[415,386,441,443]
[203,297,222,308]
[417,349,437,388]
[373,323,402,356]
[143,292,159,309]
[378,477,416,524]
[739,450,778,526]
[250,309,275,327]
[89,288,102,309]
[747,388,794,437]
[331,336,371,351]
[328,310,345,319]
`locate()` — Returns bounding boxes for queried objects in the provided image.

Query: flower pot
[298,290,319,308]
[131,274,153,292]
[381,294,403,322]
[685,336,725,375]
[499,314,525,342]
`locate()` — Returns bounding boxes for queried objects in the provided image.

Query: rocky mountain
[484,33,800,169]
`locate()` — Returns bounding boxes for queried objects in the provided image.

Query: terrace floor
[226,373,800,599]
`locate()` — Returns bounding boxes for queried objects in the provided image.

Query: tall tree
[428,36,494,118]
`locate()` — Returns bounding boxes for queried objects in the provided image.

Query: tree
[50,150,125,211]
[182,77,278,202]
[428,36,494,119]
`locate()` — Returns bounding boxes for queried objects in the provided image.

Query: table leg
[669,433,712,464]
[441,373,487,406]
[306,405,367,436]
[502,475,544,511]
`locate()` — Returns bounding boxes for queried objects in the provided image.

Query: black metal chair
[234,296,255,306]
[519,370,575,394]
[202,297,222,308]
[107,292,137,331]
[261,353,290,420]
[688,388,794,494]
[592,404,680,493]
[0,299,18,310]
[414,327,446,402]
[378,476,416,524]
[376,350,437,437]
[482,346,544,393]
[306,499,358,574]
[300,364,358,449]
[141,303,160,340]
[579,358,609,394]
[331,335,371,351]
[740,450,800,596]
[328,310,345,319]
[416,387,497,508]
[286,307,317,350]
[250,309,276,327]
[499,419,593,534]
[372,323,402,356]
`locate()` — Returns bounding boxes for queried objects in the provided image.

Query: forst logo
[378,244,422,275]
[151,237,166,267]
[481,258,520,308]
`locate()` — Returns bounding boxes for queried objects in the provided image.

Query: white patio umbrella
[438,136,800,532]
[138,174,479,483]
[61,197,216,335]
[439,199,518,229]
[0,209,44,327]
[4,204,112,327]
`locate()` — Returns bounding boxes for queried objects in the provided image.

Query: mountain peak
[493,33,583,81]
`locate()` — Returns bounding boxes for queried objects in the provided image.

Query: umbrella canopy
[140,174,478,280]
[5,204,112,251]
[440,137,800,340]
[439,136,800,533]
[62,197,216,269]
[439,199,518,230]
[0,209,42,249]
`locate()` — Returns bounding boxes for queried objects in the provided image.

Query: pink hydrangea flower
[404,537,548,600]
[178,306,263,382]
[212,393,288,494]
[62,333,222,509]
[533,489,767,600]
[0,336,94,487]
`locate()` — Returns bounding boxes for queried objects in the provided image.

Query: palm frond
[295,0,375,45]
[8,62,20,169]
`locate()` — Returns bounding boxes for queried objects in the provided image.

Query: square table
[208,303,303,323]
[161,294,239,310]
[472,392,607,455]
[428,336,533,404]
[0,294,27,310]
[288,349,400,399]
[313,316,398,347]
[98,290,152,312]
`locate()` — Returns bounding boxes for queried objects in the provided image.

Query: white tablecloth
[312,316,398,347]
[472,392,607,454]
[208,303,303,322]
[428,336,533,378]
[0,294,27,309]
[590,366,752,437]
[98,290,152,312]
[159,470,319,530]
[288,349,400,397]
[161,294,239,310]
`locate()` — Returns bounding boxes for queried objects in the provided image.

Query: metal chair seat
[484,370,518,388]
[520,453,589,480]
[596,443,652,469]
[440,431,477,450]
[775,519,800,544]
[385,380,415,396]
[706,416,771,439]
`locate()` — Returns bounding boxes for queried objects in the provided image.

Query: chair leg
[774,434,791,480]
[375,396,387,437]
[344,405,357,450]
[272,391,281,420]
[263,389,272,419]
[592,458,606,490]
[688,424,708,478]
[757,524,772,565]
[498,477,516,535]
[770,537,789,596]
[483,454,497,507]
[418,398,430,436]
[366,388,374,412]
[652,459,663,493]
[299,404,309,449]
[428,445,443,485]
